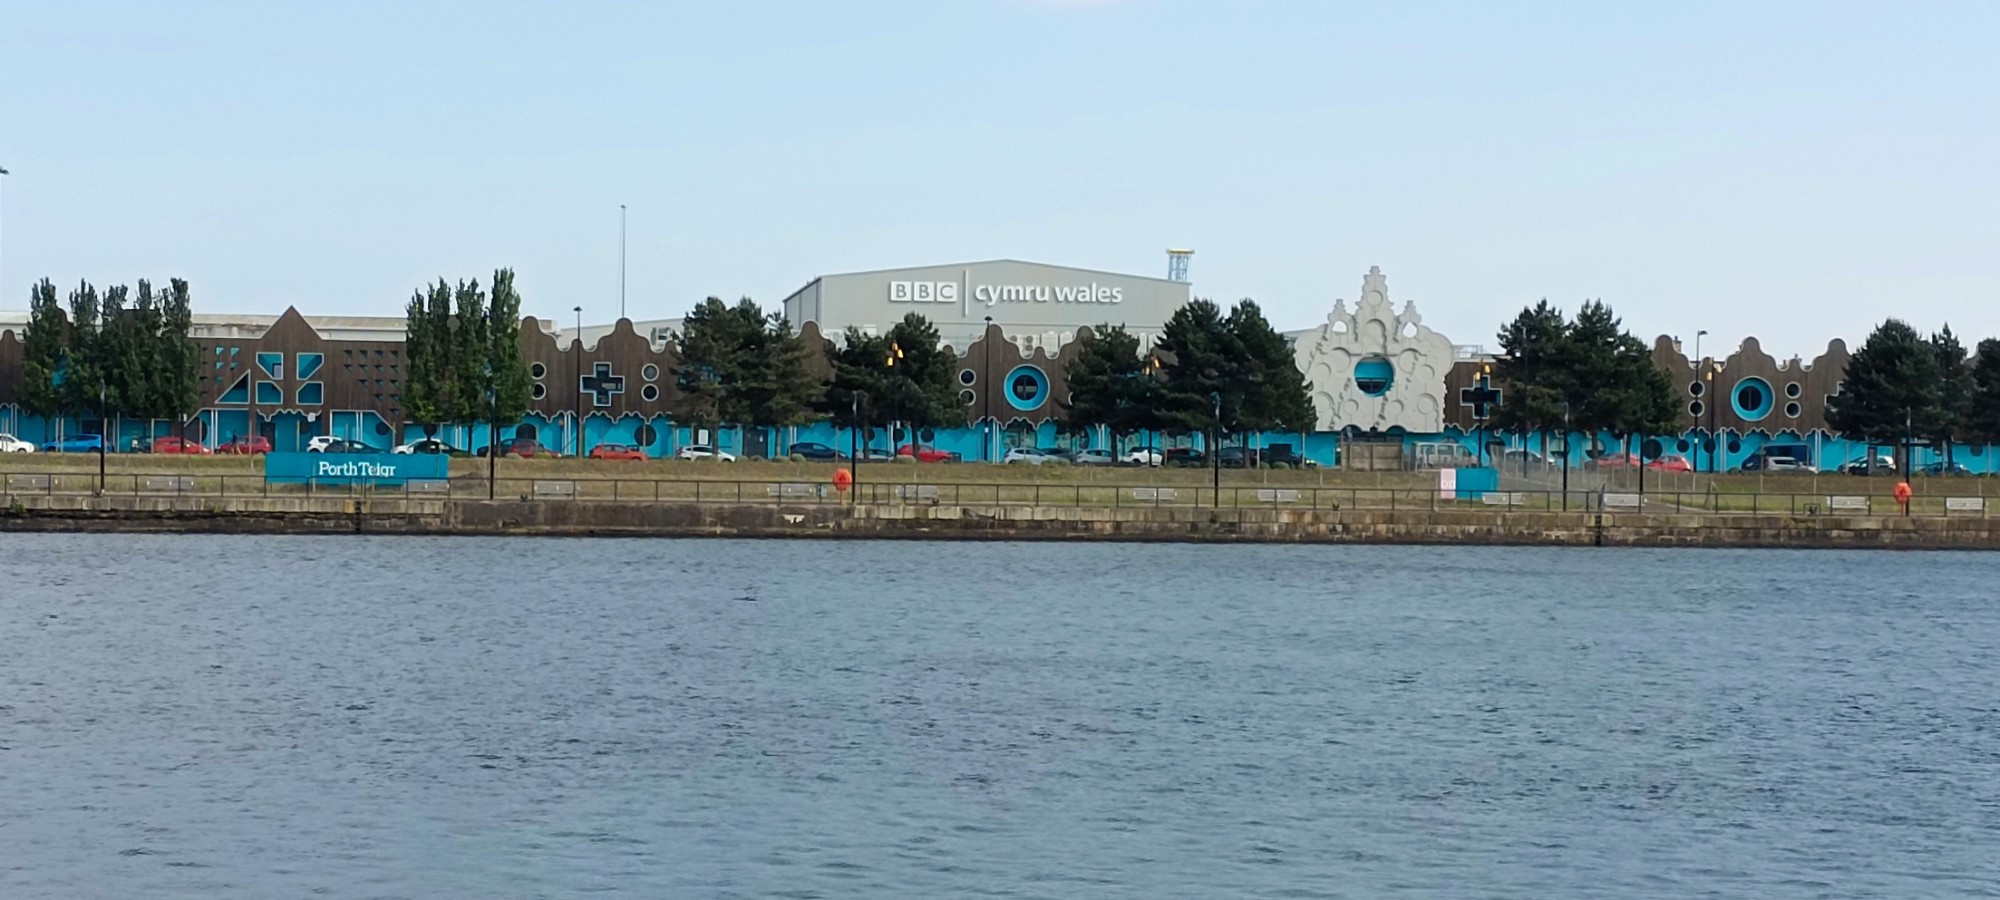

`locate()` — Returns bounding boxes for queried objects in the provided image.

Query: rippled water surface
[3,535,1998,898]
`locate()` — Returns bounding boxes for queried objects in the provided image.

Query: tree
[1228,299,1315,434]
[1827,319,1942,460]
[883,313,963,443]
[1557,300,1678,471]
[129,280,167,428]
[403,280,455,430]
[449,278,489,433]
[19,279,68,428]
[822,327,898,447]
[1968,338,2000,444]
[158,278,203,435]
[1062,324,1159,455]
[736,312,826,449]
[1492,300,1575,449]
[1153,298,1238,437]
[1931,325,1973,466]
[486,269,533,427]
[673,297,764,438]
[61,281,104,431]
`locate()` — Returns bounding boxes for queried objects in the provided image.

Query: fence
[1,470,1991,517]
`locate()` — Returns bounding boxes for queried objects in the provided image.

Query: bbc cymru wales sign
[264,452,447,486]
[889,280,1123,309]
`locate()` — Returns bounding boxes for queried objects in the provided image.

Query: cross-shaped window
[580,362,625,408]
[1459,374,1501,421]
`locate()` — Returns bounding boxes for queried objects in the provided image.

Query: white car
[1120,447,1162,467]
[0,433,35,453]
[676,445,736,462]
[1070,449,1115,466]
[1002,447,1062,465]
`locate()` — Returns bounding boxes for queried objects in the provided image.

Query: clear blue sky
[3,0,1996,356]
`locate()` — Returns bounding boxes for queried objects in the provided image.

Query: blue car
[40,434,105,453]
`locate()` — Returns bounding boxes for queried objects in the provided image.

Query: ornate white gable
[1293,267,1455,432]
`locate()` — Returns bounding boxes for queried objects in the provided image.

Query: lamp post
[0,165,9,313]
[484,310,498,499]
[885,341,906,457]
[1210,390,1222,508]
[981,315,993,462]
[1561,400,1571,511]
[1707,361,1720,473]
[572,305,582,458]
[619,204,627,322]
[850,390,861,498]
[1693,329,1707,472]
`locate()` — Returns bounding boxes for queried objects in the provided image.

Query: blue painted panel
[264,452,446,486]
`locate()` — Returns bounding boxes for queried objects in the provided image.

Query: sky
[2,0,1997,357]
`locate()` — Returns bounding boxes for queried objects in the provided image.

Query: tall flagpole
[619,204,627,321]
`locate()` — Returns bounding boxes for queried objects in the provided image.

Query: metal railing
[1,471,1992,517]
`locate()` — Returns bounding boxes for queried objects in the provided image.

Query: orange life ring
[1893,481,1912,503]
[832,467,853,491]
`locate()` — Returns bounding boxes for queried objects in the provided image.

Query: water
[3,536,1998,899]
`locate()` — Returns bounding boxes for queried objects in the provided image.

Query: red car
[216,435,272,455]
[588,443,647,461]
[1589,453,1643,469]
[487,437,556,459]
[895,444,956,463]
[151,436,213,455]
[1646,455,1693,472]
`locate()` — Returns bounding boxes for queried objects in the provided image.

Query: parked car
[1002,447,1064,465]
[393,438,468,456]
[0,433,36,453]
[1837,455,1897,475]
[478,437,556,459]
[1217,447,1263,469]
[1070,449,1116,466]
[1120,446,1163,467]
[1741,447,1812,472]
[1587,453,1643,469]
[306,437,378,454]
[217,435,273,455]
[895,444,955,463]
[589,443,648,461]
[40,434,104,453]
[1261,446,1318,469]
[150,436,213,456]
[1919,460,1973,476]
[788,441,842,461]
[852,448,896,462]
[1754,457,1813,473]
[1500,448,1556,470]
[676,444,737,462]
[1646,455,1693,473]
[1164,448,1207,468]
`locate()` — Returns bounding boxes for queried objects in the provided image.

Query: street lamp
[1561,400,1571,510]
[981,316,993,462]
[1210,390,1222,508]
[885,341,906,457]
[1693,329,1707,472]
[572,305,582,458]
[484,309,498,499]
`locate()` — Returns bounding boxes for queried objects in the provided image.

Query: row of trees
[401,269,535,433]
[673,297,825,441]
[1829,320,2000,463]
[16,278,203,435]
[1063,298,1315,453]
[1489,299,1680,451]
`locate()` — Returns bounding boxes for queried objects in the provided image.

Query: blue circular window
[1732,377,1774,422]
[1354,357,1395,396]
[1004,365,1048,411]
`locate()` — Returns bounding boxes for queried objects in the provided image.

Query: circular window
[959,369,977,386]
[1676,438,1690,452]
[919,428,935,443]
[641,384,660,402]
[518,423,538,440]
[1701,437,1715,452]
[1784,401,1801,418]
[1732,377,1774,421]
[642,364,660,383]
[1785,382,1802,399]
[1004,365,1048,411]
[532,382,547,400]
[1689,400,1704,417]
[1642,438,1663,460]
[1727,436,1742,453]
[374,421,391,436]
[1688,381,1705,398]
[636,423,657,446]
[1354,356,1395,396]
[958,389,976,407]
[530,362,547,379]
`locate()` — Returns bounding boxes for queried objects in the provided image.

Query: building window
[297,353,324,380]
[256,352,282,379]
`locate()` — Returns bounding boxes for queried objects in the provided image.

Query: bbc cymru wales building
[780,259,1191,354]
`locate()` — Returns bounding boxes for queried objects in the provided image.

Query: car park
[589,443,648,461]
[1587,453,1643,469]
[307,438,378,454]
[1070,449,1116,466]
[1164,448,1207,468]
[1836,455,1897,475]
[1217,447,1262,469]
[1645,455,1693,472]
[676,444,736,462]
[40,434,104,453]
[1919,460,1972,476]
[1755,457,1812,473]
[150,436,212,455]
[217,435,273,455]
[1260,446,1316,469]
[788,441,842,461]
[1002,447,1063,465]
[0,433,36,453]
[393,438,468,456]
[477,437,556,458]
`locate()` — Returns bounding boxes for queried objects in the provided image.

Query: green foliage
[673,297,762,431]
[823,328,897,430]
[158,279,202,427]
[1151,298,1314,439]
[486,269,534,425]
[1228,300,1316,432]
[819,313,957,438]
[738,314,826,430]
[1491,300,1574,434]
[450,278,489,423]
[19,279,67,419]
[60,282,104,420]
[1062,324,1162,450]
[1827,319,1942,444]
[1968,338,2000,444]
[1931,326,1973,453]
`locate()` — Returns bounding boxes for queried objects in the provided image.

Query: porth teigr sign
[264,452,447,487]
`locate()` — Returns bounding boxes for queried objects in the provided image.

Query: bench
[405,480,451,494]
[6,474,52,491]
[1945,497,1985,513]
[1601,492,1642,509]
[532,480,578,499]
[1480,492,1525,507]
[892,484,940,503]
[1130,487,1177,502]
[767,482,825,500]
[1827,495,1872,514]
[1254,488,1301,503]
[142,475,197,493]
